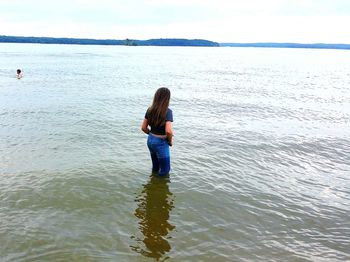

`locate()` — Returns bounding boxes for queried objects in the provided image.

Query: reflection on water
[131,176,175,261]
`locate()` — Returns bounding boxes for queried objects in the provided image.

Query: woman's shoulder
[166,108,173,121]
[167,108,173,115]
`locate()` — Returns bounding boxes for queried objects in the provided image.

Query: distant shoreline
[221,42,350,50]
[0,35,219,47]
[1,35,349,50]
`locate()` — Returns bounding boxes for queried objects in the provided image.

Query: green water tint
[1,44,350,260]
[131,176,175,260]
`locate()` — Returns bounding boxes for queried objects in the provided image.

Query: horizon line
[1,35,350,45]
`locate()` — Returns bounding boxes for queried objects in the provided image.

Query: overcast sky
[1,0,350,43]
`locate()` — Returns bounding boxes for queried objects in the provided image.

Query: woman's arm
[141,118,150,134]
[165,121,173,146]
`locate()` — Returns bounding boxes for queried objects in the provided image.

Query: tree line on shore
[0,35,219,47]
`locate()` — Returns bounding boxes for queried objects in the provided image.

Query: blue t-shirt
[145,108,173,135]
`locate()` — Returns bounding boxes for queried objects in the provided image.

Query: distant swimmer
[16,69,23,79]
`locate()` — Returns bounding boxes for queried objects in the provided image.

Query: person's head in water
[148,87,171,127]
[17,69,21,75]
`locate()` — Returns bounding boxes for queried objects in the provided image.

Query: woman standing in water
[141,87,173,176]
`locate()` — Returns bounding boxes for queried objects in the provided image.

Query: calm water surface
[0,43,350,261]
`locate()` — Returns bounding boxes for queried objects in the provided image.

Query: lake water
[0,43,349,261]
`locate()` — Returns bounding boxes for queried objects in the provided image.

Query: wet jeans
[147,133,170,176]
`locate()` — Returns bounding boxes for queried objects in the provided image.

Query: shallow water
[0,43,350,261]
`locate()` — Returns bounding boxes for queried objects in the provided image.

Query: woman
[141,87,173,176]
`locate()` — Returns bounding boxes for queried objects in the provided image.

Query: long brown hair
[147,87,171,127]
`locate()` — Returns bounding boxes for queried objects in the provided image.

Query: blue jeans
[147,134,170,176]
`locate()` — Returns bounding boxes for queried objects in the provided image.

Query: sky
[1,0,350,43]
